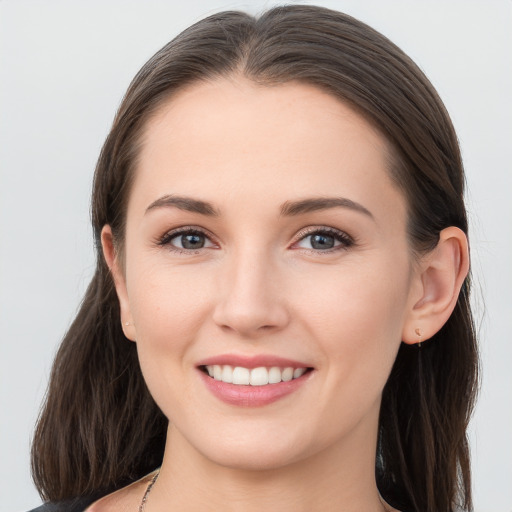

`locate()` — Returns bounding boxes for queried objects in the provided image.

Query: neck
[148,417,389,512]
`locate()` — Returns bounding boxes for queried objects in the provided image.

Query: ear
[101,225,136,342]
[402,226,469,345]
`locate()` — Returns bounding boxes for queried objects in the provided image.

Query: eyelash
[157,227,215,255]
[157,226,354,255]
[293,226,354,254]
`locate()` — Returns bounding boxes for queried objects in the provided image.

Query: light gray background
[1,1,510,511]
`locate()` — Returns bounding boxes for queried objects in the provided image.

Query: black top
[27,496,98,512]
[28,495,411,512]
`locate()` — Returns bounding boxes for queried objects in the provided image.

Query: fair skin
[95,78,468,512]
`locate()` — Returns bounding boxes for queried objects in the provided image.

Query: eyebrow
[145,195,220,216]
[280,197,374,219]
[145,194,373,219]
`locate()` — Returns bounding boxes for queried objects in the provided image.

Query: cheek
[291,258,411,434]
[295,255,411,371]
[124,258,214,397]
[125,264,216,421]
[128,263,213,343]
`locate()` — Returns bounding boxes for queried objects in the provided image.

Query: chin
[174,421,313,472]
[203,442,306,472]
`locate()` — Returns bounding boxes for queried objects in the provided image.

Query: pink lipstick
[196,354,313,407]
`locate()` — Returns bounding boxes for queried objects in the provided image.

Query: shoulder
[28,470,157,512]
[85,473,154,512]
[27,495,98,512]
[26,488,135,512]
[84,471,157,512]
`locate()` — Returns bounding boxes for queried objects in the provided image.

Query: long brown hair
[31,6,478,511]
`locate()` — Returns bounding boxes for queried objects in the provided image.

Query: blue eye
[159,229,215,252]
[295,228,353,252]
[173,232,206,249]
[157,226,353,254]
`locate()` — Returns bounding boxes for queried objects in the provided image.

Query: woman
[29,5,478,512]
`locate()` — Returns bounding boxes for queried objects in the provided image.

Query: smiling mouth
[200,365,313,386]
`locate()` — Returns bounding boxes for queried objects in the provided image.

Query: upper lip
[196,354,312,369]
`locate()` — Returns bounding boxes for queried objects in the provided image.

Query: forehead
[131,77,405,224]
[142,77,389,159]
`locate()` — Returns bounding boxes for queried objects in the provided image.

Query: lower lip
[198,369,312,407]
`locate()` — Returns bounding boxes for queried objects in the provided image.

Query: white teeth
[204,365,308,385]
[232,366,250,385]
[281,367,294,382]
[250,367,269,386]
[268,366,282,384]
[221,365,233,383]
[293,368,306,379]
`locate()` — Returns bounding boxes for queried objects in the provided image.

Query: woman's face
[112,78,421,470]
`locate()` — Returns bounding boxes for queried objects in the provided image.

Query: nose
[212,248,290,338]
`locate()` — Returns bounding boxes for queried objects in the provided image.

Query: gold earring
[415,328,422,348]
